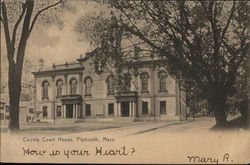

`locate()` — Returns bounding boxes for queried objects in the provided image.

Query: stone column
[117,103,120,117]
[75,104,78,118]
[131,102,134,116]
[76,104,78,118]
[62,105,64,118]
[75,104,77,118]
[64,105,67,118]
[73,104,76,118]
[64,74,68,95]
[133,102,137,116]
[129,102,132,116]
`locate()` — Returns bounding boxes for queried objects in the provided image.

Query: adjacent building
[0,90,35,124]
[0,100,35,124]
[32,48,187,122]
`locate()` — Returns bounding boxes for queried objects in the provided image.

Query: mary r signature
[187,153,233,164]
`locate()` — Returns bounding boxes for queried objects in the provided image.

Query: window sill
[141,90,149,94]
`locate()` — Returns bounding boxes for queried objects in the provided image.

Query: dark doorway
[85,104,91,116]
[66,104,73,118]
[121,102,129,117]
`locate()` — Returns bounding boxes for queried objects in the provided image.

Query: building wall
[0,101,34,125]
[34,56,186,122]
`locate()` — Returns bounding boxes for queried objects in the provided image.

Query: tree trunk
[8,62,22,132]
[208,91,228,128]
[8,94,21,131]
[213,103,227,127]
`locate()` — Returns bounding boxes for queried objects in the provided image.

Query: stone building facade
[33,49,187,122]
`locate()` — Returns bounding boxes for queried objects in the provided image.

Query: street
[65,117,216,138]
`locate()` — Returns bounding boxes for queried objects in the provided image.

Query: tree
[0,0,64,132]
[96,1,249,127]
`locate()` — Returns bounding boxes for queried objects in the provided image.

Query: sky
[1,0,110,87]
[1,0,109,94]
[1,1,109,67]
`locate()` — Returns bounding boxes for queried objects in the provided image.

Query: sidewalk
[63,119,194,138]
[1,119,194,136]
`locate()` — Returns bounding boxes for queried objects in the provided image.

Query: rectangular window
[5,105,9,112]
[0,113,4,120]
[43,106,48,118]
[85,104,91,116]
[56,106,62,117]
[108,103,114,115]
[160,79,166,91]
[29,108,33,113]
[85,78,92,96]
[142,101,148,115]
[160,101,167,115]
[5,115,9,120]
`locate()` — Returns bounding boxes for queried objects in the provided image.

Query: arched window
[42,80,49,99]
[56,79,63,97]
[84,77,92,96]
[140,72,149,92]
[70,78,77,95]
[106,75,115,95]
[158,71,167,92]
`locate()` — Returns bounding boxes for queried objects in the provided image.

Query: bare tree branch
[219,1,236,46]
[28,0,63,37]
[1,1,14,61]
[12,2,27,47]
[16,0,35,82]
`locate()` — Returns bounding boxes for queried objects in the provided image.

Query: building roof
[77,47,100,62]
[32,47,168,77]
[32,62,84,77]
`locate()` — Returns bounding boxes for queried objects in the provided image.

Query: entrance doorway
[121,102,129,117]
[66,104,73,118]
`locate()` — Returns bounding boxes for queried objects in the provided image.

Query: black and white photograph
[0,0,249,164]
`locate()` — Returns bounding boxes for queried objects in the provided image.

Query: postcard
[1,0,249,164]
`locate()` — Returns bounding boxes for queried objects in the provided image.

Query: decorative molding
[139,71,150,79]
[157,70,167,79]
[33,67,84,78]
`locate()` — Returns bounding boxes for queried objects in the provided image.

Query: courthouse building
[32,48,187,122]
